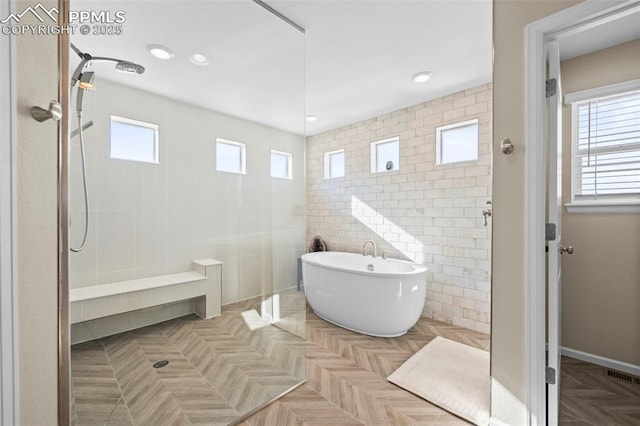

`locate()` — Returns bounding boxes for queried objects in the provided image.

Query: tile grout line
[157,318,241,419]
[102,330,193,425]
[98,338,137,426]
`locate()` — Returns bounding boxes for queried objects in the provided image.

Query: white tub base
[312,309,409,338]
[302,252,428,338]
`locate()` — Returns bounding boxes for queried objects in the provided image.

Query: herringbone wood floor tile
[246,384,365,426]
[73,293,495,425]
[71,340,134,425]
[72,291,638,425]
[71,295,306,425]
[301,317,476,425]
[559,356,640,425]
[243,312,488,426]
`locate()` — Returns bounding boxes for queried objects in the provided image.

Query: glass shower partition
[66,1,306,424]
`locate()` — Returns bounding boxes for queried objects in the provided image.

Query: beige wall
[491,0,581,424]
[560,39,640,366]
[15,0,59,422]
[306,84,493,334]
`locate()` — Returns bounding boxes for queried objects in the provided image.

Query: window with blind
[572,89,640,201]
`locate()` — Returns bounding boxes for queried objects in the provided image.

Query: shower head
[91,55,146,75]
[76,72,95,114]
[115,61,145,74]
[70,43,145,86]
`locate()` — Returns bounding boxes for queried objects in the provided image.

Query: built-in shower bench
[70,259,222,325]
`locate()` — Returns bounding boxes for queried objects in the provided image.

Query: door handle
[560,245,573,254]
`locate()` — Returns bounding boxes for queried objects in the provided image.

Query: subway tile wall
[306,83,492,334]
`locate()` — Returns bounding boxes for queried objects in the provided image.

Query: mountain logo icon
[1,3,59,24]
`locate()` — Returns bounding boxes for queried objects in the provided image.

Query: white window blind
[573,90,640,200]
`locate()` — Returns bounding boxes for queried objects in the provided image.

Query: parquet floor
[70,294,306,426]
[559,356,640,425]
[243,310,490,426]
[71,291,491,426]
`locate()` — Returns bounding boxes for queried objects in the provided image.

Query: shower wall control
[31,100,62,122]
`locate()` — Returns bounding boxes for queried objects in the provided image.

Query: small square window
[216,138,246,174]
[324,149,345,179]
[436,119,479,165]
[110,116,159,163]
[271,150,293,179]
[371,137,399,173]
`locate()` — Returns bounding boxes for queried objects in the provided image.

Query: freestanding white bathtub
[301,251,428,337]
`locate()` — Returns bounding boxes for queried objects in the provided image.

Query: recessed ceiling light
[412,71,432,83]
[147,44,174,60]
[306,115,317,122]
[189,53,210,66]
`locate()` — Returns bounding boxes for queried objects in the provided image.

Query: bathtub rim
[301,251,428,278]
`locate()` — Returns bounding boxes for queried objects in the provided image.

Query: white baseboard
[223,285,303,307]
[274,285,302,293]
[562,346,640,376]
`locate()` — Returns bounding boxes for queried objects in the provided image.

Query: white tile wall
[69,79,306,335]
[306,83,492,334]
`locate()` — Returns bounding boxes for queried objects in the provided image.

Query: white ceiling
[73,0,493,136]
[272,0,493,135]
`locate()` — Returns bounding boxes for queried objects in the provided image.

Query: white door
[546,41,562,425]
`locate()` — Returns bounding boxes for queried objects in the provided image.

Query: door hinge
[546,223,556,241]
[546,78,557,98]
[546,366,556,384]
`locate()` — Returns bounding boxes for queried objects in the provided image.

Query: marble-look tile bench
[70,259,222,325]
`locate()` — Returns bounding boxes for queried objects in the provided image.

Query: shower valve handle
[31,100,62,122]
[482,202,492,227]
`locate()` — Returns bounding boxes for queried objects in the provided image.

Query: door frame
[0,0,19,423]
[523,1,639,424]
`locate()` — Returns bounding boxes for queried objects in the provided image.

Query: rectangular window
[436,119,479,165]
[271,149,293,179]
[324,149,345,179]
[370,137,400,173]
[572,90,640,201]
[110,116,159,163]
[216,138,246,174]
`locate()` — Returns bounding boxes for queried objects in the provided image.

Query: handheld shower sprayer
[70,69,94,253]
[76,71,95,115]
[70,51,92,87]
[70,43,145,253]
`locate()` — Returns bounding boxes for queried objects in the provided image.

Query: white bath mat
[387,336,490,426]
